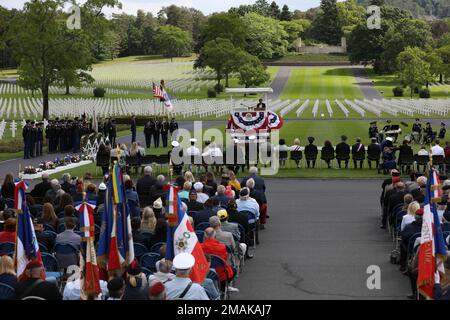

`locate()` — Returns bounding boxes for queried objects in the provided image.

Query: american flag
[152,83,164,100]
[152,81,173,112]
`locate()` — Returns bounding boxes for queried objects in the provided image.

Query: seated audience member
[35,225,55,252]
[148,219,167,249]
[336,135,350,169]
[148,258,175,286]
[148,282,167,300]
[45,179,62,203]
[399,208,423,272]
[277,139,289,167]
[63,270,108,300]
[193,182,209,204]
[186,190,204,213]
[194,199,216,226]
[351,138,365,169]
[217,209,240,242]
[246,178,267,226]
[227,199,249,243]
[209,216,236,255]
[0,218,16,245]
[236,188,260,223]
[149,175,167,205]
[228,171,241,193]
[26,195,41,219]
[141,207,157,234]
[1,173,14,199]
[398,140,413,169]
[60,173,76,196]
[367,137,381,169]
[321,140,335,169]
[411,176,427,203]
[205,172,218,196]
[304,137,318,169]
[55,193,74,218]
[107,277,125,300]
[58,205,78,227]
[241,167,265,194]
[431,140,445,156]
[0,255,17,289]
[417,145,428,156]
[178,182,192,201]
[38,204,58,232]
[96,183,107,207]
[444,141,450,157]
[201,228,238,293]
[212,185,230,208]
[290,138,303,168]
[30,173,52,199]
[55,217,81,248]
[152,198,165,220]
[165,253,209,300]
[401,201,420,232]
[122,260,149,300]
[125,180,139,204]
[15,260,62,300]
[131,217,151,249]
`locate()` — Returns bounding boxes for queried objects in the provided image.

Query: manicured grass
[280,67,364,100]
[267,53,349,63]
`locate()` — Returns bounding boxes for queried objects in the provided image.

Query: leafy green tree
[268,2,280,19]
[280,20,305,48]
[337,0,365,33]
[381,19,433,73]
[203,38,238,88]
[396,47,431,98]
[237,54,270,89]
[424,47,443,84]
[153,25,193,62]
[309,0,342,45]
[253,0,271,16]
[241,13,288,59]
[280,5,292,21]
[438,45,450,82]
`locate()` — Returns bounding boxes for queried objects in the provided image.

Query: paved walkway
[268,66,292,100]
[232,179,410,300]
[351,66,383,100]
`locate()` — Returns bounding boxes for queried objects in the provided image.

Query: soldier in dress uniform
[439,122,446,140]
[109,119,117,147]
[169,141,183,176]
[411,118,422,144]
[36,122,44,157]
[368,121,379,141]
[45,120,53,153]
[22,120,31,159]
[169,117,178,139]
[144,120,152,148]
[153,117,161,148]
[161,117,169,148]
[29,121,37,158]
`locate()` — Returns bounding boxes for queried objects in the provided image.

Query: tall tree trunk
[42,82,49,120]
[440,74,443,83]
[410,87,413,99]
[65,82,70,95]
[225,73,229,87]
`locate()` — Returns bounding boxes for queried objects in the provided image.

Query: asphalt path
[232,179,410,300]
[352,66,383,100]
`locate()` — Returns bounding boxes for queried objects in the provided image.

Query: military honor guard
[22,120,32,159]
[439,122,446,140]
[131,115,137,143]
[161,118,169,148]
[153,118,161,148]
[144,119,153,148]
[169,117,178,139]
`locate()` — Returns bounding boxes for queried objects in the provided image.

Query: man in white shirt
[431,140,445,156]
[201,142,223,157]
[193,182,209,203]
[165,253,209,300]
[186,139,200,156]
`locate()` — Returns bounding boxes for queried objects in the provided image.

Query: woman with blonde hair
[228,170,241,192]
[290,138,303,168]
[184,171,195,184]
[401,201,420,231]
[38,203,58,229]
[141,207,157,234]
[130,142,140,157]
[0,255,17,288]
[122,260,148,300]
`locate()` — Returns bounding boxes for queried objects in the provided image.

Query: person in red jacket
[0,218,16,246]
[201,227,238,293]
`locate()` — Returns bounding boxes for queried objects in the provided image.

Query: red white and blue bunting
[267,111,284,130]
[227,111,283,132]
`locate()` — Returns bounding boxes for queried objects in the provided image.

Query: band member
[169,118,178,139]
[411,118,422,144]
[439,122,446,140]
[368,121,378,140]
[131,115,137,143]
[423,122,435,144]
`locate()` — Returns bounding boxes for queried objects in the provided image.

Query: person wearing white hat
[186,138,200,156]
[193,182,209,204]
[164,253,209,300]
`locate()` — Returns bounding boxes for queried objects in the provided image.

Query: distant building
[294,37,347,54]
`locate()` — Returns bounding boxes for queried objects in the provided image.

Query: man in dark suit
[387,182,407,225]
[255,99,266,110]
[241,167,266,194]
[136,166,157,196]
[22,120,32,159]
[109,119,117,147]
[351,138,365,169]
[336,135,350,169]
[381,180,405,229]
[193,198,216,227]
[211,185,230,208]
[30,173,52,199]
[131,115,137,143]
[367,137,381,169]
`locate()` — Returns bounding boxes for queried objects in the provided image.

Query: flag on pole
[417,168,447,299]
[165,185,208,283]
[92,110,98,134]
[76,195,101,298]
[97,162,134,274]
[152,81,173,112]
[165,184,180,261]
[14,179,44,281]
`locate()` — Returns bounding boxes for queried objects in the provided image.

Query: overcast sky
[0,0,330,16]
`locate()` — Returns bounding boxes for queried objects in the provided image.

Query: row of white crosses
[0,83,129,96]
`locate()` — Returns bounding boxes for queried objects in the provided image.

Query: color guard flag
[417,168,447,299]
[97,162,134,273]
[153,81,173,112]
[170,185,208,283]
[76,195,101,297]
[14,179,44,281]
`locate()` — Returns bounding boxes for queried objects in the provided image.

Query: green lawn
[280,67,364,100]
